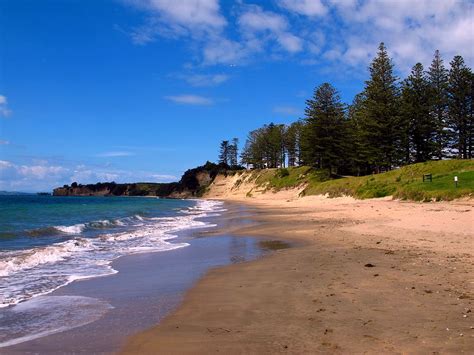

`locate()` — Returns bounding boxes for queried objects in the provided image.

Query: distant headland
[52,162,236,198]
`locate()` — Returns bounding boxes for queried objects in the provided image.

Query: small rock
[364,263,376,268]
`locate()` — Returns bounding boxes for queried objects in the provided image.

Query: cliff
[53,162,235,198]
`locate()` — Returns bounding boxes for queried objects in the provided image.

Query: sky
[0,0,473,192]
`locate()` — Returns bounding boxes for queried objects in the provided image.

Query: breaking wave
[0,200,224,308]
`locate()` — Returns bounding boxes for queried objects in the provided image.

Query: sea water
[0,195,224,346]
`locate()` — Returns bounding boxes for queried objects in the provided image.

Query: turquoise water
[0,195,224,309]
[0,195,195,250]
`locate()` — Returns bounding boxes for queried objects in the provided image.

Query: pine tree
[401,63,434,163]
[264,123,285,168]
[347,93,370,175]
[447,55,472,159]
[241,128,267,168]
[218,140,230,165]
[358,42,401,171]
[427,50,449,159]
[469,71,474,159]
[301,83,346,172]
[285,122,302,167]
[228,138,239,167]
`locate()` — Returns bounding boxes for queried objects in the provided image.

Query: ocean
[0,195,225,347]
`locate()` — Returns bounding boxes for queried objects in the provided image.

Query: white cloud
[203,37,247,65]
[0,160,69,189]
[96,151,135,157]
[278,0,327,16]
[328,0,474,72]
[164,94,213,105]
[133,0,226,30]
[239,7,288,32]
[0,95,12,117]
[122,0,474,72]
[0,159,177,192]
[126,0,226,44]
[238,5,303,53]
[277,33,303,53]
[273,105,300,116]
[183,73,230,87]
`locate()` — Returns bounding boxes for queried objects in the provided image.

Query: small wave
[88,219,124,229]
[0,199,223,309]
[54,224,86,234]
[52,219,125,235]
[0,238,93,278]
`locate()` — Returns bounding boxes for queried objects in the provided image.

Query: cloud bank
[124,0,474,72]
[0,159,177,192]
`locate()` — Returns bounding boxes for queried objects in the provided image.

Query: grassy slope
[245,160,474,201]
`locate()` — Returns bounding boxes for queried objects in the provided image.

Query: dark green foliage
[427,50,449,159]
[240,43,472,179]
[219,138,239,168]
[448,55,473,159]
[356,43,401,171]
[400,63,435,163]
[218,140,230,165]
[284,121,303,167]
[301,83,347,173]
[240,123,286,168]
[228,138,239,168]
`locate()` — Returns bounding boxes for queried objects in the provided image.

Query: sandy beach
[123,191,474,354]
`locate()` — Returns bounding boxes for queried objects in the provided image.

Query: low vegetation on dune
[243,160,474,201]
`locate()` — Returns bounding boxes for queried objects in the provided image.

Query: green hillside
[246,160,474,201]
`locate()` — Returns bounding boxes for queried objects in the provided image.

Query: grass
[245,160,474,201]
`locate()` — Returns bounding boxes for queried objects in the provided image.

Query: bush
[277,168,290,178]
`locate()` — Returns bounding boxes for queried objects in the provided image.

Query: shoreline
[2,202,274,353]
[122,195,474,353]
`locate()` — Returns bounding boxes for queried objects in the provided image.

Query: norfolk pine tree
[448,56,472,159]
[401,63,434,163]
[301,83,346,173]
[427,50,449,159]
[358,43,401,171]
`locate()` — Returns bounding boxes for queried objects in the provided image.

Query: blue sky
[1,0,473,191]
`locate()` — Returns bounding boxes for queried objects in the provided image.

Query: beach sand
[3,232,269,354]
[122,193,474,354]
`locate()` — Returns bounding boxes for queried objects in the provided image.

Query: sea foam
[0,200,224,308]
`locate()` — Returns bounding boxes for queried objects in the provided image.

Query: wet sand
[123,197,474,354]
[3,210,273,354]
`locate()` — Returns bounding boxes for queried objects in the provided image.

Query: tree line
[235,43,473,175]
